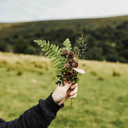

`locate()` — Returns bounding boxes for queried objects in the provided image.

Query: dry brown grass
[0,52,54,73]
[0,52,128,76]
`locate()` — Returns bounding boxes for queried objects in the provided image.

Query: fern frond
[62,38,72,51]
[45,50,51,56]
[34,39,68,70]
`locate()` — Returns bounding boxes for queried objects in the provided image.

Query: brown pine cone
[63,63,70,68]
[61,49,68,56]
[68,58,74,66]
[68,52,74,58]
[72,61,78,68]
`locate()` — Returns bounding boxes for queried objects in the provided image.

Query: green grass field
[0,52,128,128]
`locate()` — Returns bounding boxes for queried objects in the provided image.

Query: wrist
[39,93,64,114]
[52,93,63,106]
[52,93,59,104]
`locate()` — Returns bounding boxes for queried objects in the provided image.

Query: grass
[0,52,128,128]
[112,70,121,77]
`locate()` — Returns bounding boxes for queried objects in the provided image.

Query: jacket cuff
[39,93,64,113]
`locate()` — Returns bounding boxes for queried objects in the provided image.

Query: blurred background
[0,0,128,128]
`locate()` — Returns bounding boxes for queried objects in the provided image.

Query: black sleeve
[0,94,64,128]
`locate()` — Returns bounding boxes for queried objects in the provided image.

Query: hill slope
[0,15,128,63]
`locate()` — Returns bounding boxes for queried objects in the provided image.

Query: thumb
[63,82,72,91]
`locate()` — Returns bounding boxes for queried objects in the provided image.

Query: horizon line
[0,14,128,24]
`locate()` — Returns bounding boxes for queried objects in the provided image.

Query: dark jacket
[0,94,63,128]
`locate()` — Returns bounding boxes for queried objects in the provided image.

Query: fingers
[70,86,78,95]
[70,93,77,99]
[71,83,78,89]
[70,83,78,99]
[63,82,72,91]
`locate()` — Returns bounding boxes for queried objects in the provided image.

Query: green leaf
[34,39,70,71]
[50,44,53,49]
[47,41,50,50]
[63,38,72,51]
[45,49,51,56]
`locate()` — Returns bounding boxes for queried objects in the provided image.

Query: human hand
[52,82,78,105]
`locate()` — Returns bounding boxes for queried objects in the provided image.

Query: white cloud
[0,0,128,22]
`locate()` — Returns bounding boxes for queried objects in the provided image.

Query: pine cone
[72,61,78,68]
[63,63,70,68]
[61,49,68,56]
[68,58,74,66]
[68,52,74,58]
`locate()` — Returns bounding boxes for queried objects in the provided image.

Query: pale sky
[1,0,128,23]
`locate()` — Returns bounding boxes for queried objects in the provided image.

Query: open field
[0,52,128,128]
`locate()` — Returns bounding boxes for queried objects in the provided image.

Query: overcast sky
[1,0,128,23]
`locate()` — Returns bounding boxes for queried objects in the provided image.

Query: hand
[52,82,78,105]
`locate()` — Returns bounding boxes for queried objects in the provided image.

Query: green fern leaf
[45,49,51,56]
[34,39,72,71]
[62,38,72,51]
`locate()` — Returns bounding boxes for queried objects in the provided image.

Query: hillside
[0,52,128,128]
[0,15,128,63]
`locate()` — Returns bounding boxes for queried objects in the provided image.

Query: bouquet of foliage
[34,36,86,86]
